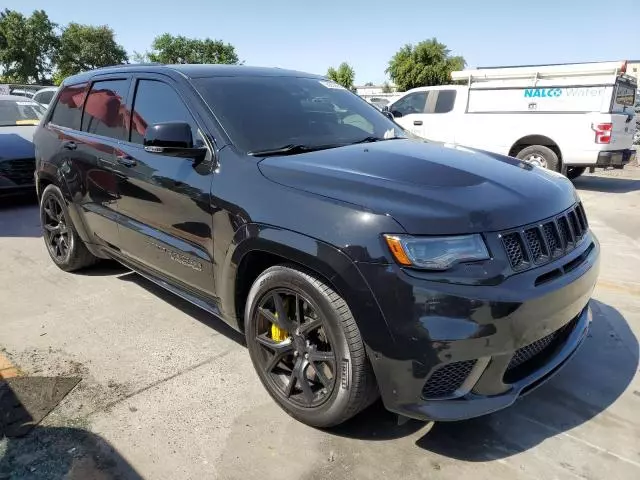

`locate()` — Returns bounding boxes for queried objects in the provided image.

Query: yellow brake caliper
[271,321,288,342]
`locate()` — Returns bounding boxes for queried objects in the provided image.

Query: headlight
[383,234,490,270]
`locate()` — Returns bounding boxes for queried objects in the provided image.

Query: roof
[63,64,323,85]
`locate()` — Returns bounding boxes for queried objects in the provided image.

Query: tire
[245,265,378,428]
[40,184,97,272]
[566,167,586,180]
[516,145,560,172]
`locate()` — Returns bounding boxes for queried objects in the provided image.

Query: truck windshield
[193,76,407,154]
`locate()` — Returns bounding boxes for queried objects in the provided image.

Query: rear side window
[49,84,86,130]
[81,79,130,141]
[35,90,56,105]
[129,80,196,144]
[433,90,457,113]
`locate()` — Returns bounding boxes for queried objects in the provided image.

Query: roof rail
[92,62,165,71]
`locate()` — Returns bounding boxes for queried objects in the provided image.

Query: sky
[4,0,640,85]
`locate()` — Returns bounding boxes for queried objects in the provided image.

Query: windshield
[0,99,46,127]
[193,76,407,153]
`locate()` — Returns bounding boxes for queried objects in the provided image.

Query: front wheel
[516,145,560,172]
[245,265,378,427]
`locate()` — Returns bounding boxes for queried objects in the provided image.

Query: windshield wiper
[248,143,340,157]
[351,135,404,144]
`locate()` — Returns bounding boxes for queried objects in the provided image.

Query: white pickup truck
[386,61,637,178]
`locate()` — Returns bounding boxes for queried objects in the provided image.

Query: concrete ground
[1,166,639,480]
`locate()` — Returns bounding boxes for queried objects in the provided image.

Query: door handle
[413,120,423,126]
[62,141,77,150]
[116,155,137,167]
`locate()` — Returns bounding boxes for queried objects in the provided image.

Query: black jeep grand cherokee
[33,65,599,427]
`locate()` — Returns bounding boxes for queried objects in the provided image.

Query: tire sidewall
[245,267,358,427]
[40,185,76,268]
[516,145,559,172]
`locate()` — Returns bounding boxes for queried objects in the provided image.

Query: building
[354,84,398,103]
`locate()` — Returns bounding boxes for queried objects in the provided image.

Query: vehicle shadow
[0,381,142,480]
[116,271,246,346]
[0,195,41,238]
[573,172,640,193]
[332,300,638,460]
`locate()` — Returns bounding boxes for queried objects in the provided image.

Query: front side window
[0,98,46,127]
[390,92,428,117]
[129,80,196,144]
[613,81,636,112]
[81,80,130,140]
[193,76,406,153]
[49,84,86,129]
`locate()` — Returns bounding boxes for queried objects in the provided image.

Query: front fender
[218,223,395,353]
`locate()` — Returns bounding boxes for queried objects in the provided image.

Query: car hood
[257,140,579,234]
[0,126,37,160]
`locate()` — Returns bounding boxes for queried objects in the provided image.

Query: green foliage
[147,34,239,64]
[54,23,127,79]
[0,9,58,83]
[326,62,355,90]
[364,81,374,86]
[381,82,393,93]
[386,38,465,91]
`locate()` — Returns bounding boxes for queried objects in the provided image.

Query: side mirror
[382,110,394,121]
[144,122,207,160]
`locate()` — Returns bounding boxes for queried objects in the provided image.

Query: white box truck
[386,61,637,178]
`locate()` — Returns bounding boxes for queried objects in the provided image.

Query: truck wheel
[245,265,378,427]
[40,184,98,272]
[516,145,559,172]
[567,167,586,180]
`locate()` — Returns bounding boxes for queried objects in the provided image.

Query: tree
[364,81,374,86]
[386,38,465,91]
[0,9,58,83]
[146,34,239,64]
[55,23,127,78]
[381,82,393,93]
[326,62,355,90]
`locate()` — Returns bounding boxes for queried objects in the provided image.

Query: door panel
[389,91,428,137]
[114,78,216,297]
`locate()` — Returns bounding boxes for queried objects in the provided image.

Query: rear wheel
[245,265,377,427]
[567,167,586,180]
[40,184,97,272]
[516,145,560,172]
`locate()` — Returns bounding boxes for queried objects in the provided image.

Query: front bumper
[595,149,635,168]
[357,233,599,422]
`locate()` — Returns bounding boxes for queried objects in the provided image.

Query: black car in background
[33,65,599,427]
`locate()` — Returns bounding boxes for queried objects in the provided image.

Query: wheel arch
[508,134,563,164]
[219,224,393,351]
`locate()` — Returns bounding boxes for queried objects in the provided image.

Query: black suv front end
[357,202,598,421]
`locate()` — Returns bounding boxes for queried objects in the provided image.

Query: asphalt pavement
[1,166,639,480]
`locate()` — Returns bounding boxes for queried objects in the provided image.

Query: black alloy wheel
[253,289,337,408]
[42,194,72,262]
[245,266,378,427]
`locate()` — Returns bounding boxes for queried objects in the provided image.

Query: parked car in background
[0,95,46,196]
[33,87,59,108]
[34,64,598,428]
[9,88,36,100]
[387,61,637,179]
